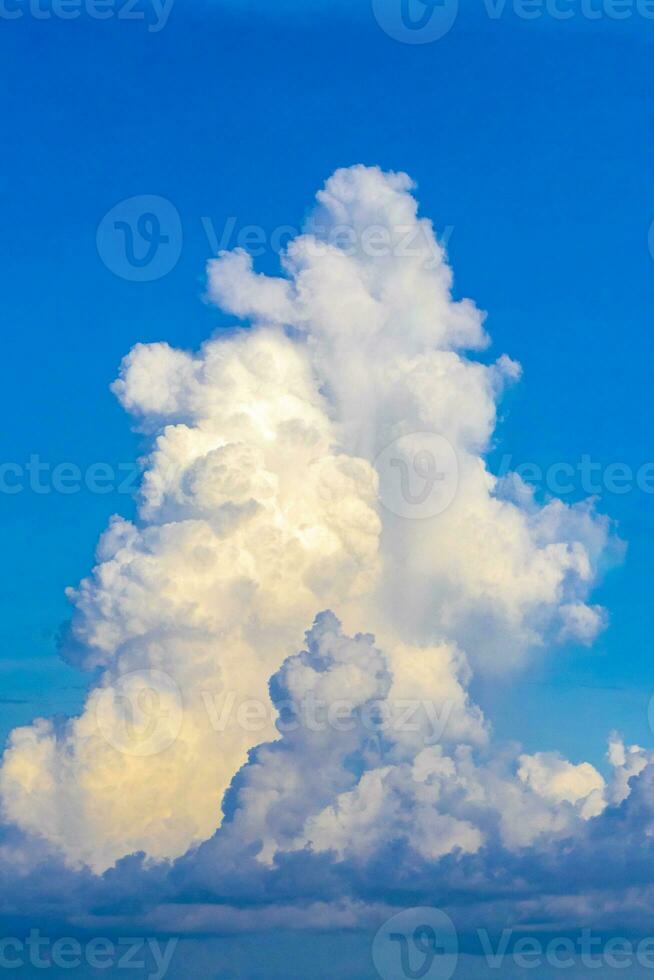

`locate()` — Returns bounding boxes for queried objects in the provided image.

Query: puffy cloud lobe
[1,331,382,871]
[205,615,482,868]
[3,627,654,940]
[0,165,619,881]
[209,164,613,668]
[517,752,606,819]
[215,611,395,863]
[166,615,611,874]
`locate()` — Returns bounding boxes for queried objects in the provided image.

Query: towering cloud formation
[0,166,615,875]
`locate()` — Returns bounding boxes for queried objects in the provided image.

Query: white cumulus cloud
[0,165,617,874]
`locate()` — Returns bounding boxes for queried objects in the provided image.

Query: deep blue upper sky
[1,0,653,768]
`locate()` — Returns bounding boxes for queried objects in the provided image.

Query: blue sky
[2,0,653,765]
